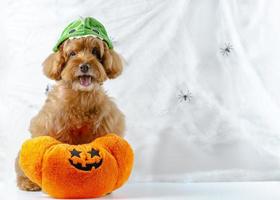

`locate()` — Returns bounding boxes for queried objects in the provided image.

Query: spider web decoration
[220,42,233,56]
[178,89,192,103]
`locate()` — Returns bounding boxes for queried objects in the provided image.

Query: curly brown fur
[16,37,125,190]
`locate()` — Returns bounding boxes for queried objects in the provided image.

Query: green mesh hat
[53,17,113,52]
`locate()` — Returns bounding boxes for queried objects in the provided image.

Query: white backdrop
[1,0,280,185]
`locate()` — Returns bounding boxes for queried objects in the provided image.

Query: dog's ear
[102,48,123,79]
[42,51,65,80]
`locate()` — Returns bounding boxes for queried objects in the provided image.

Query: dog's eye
[92,48,101,60]
[69,51,76,57]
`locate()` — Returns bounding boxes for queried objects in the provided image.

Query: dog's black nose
[80,64,89,73]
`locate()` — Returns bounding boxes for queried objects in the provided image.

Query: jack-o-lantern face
[68,148,103,171]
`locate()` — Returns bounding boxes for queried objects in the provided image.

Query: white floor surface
[1,181,280,200]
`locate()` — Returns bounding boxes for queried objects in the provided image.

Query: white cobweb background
[1,0,280,187]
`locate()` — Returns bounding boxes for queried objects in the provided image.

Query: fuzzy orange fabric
[19,134,134,198]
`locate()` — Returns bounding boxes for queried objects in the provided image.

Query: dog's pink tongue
[79,76,91,86]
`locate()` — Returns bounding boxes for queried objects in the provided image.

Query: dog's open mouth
[79,75,92,87]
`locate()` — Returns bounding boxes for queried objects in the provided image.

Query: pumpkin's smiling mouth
[68,148,103,171]
[68,159,103,171]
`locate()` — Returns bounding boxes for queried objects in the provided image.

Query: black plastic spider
[220,43,233,56]
[178,89,192,103]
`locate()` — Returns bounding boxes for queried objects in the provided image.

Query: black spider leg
[185,91,192,102]
[220,48,226,56]
[178,90,185,102]
[220,47,227,56]
[178,95,184,103]
[225,42,233,49]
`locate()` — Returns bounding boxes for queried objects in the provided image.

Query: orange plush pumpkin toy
[19,134,134,198]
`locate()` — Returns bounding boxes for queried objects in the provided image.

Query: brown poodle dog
[15,36,125,191]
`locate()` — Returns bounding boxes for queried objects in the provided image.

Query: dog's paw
[17,176,41,191]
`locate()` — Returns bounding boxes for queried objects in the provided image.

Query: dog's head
[43,37,123,91]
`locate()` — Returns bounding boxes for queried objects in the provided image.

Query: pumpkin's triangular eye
[70,149,81,157]
[87,148,100,158]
